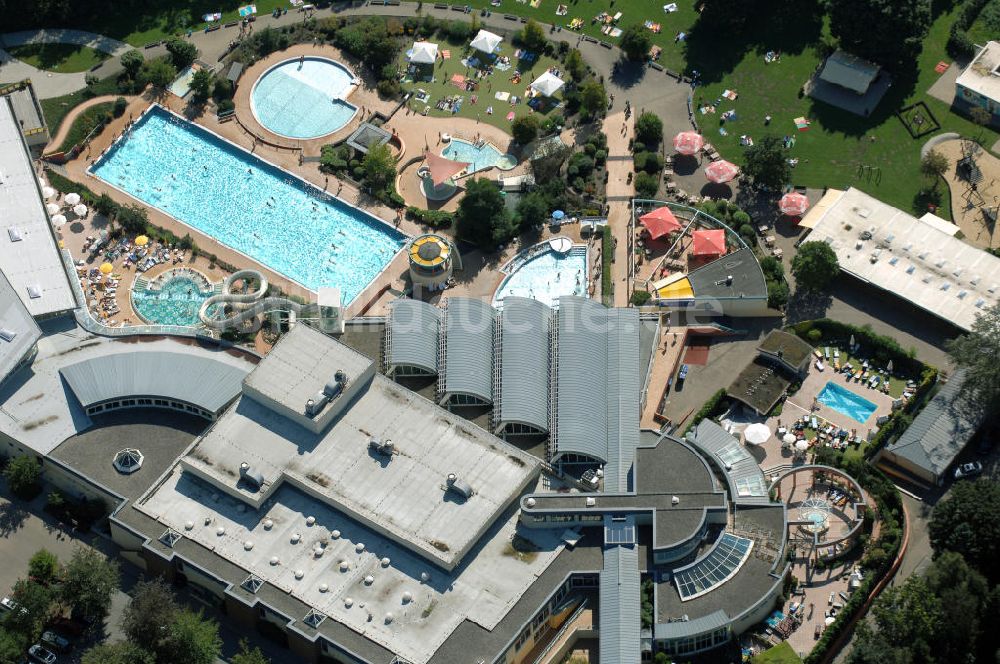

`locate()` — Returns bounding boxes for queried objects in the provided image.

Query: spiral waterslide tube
[198,269,318,330]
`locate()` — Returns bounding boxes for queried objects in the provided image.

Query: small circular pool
[251,57,358,139]
[132,270,215,327]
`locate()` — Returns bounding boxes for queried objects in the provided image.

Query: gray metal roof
[554,297,640,492]
[654,608,730,640]
[600,543,641,663]
[686,247,767,300]
[387,299,441,374]
[497,297,551,432]
[0,97,76,316]
[819,50,879,94]
[882,371,978,479]
[0,268,40,384]
[60,351,249,413]
[1,81,45,134]
[226,62,244,83]
[687,420,770,503]
[345,122,392,155]
[442,297,495,403]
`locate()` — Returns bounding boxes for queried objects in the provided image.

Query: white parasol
[408,41,439,64]
[530,71,565,97]
[470,29,502,54]
[73,204,88,217]
[64,192,81,206]
[795,440,810,452]
[51,214,67,227]
[744,423,771,445]
[46,202,60,215]
[42,186,56,199]
[782,433,797,445]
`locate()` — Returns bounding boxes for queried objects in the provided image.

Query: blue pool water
[133,276,213,326]
[251,57,357,138]
[90,107,406,302]
[441,139,506,173]
[817,381,877,423]
[493,246,588,307]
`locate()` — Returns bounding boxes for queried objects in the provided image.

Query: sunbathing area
[397,31,564,132]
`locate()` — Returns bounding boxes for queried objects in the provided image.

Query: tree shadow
[672,154,701,176]
[785,288,834,324]
[700,182,733,199]
[0,499,28,538]
[806,65,921,139]
[609,59,646,91]
[682,0,825,82]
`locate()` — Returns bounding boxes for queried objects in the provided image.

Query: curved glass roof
[673,532,753,601]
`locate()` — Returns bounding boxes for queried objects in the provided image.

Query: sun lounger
[811,417,819,430]
[815,359,825,371]
[813,349,823,359]
[824,347,831,359]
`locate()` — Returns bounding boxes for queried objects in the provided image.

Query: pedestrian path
[0,29,131,98]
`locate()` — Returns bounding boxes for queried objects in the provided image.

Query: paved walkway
[0,29,132,99]
[45,94,122,151]
[602,110,635,305]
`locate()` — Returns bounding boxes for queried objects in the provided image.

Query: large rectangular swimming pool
[816,381,877,423]
[89,106,406,302]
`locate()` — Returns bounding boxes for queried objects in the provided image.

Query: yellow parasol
[134,235,149,246]
[99,262,114,275]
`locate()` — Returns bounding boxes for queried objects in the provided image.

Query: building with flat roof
[875,371,980,486]
[0,80,48,146]
[0,313,797,663]
[0,268,41,385]
[0,96,77,317]
[955,41,1000,123]
[727,331,813,415]
[800,187,1000,332]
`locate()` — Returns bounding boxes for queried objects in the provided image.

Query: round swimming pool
[251,57,358,139]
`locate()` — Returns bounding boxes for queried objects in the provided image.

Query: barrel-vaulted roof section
[442,297,496,403]
[387,298,441,374]
[497,297,552,432]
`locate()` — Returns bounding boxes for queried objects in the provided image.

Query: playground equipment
[198,269,343,334]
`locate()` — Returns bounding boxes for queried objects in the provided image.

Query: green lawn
[6,43,109,73]
[753,641,803,664]
[398,36,562,133]
[56,102,116,153]
[966,4,999,46]
[39,76,121,138]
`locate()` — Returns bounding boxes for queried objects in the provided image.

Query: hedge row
[682,388,728,436]
[947,0,993,58]
[405,206,454,229]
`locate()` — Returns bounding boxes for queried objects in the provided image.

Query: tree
[929,480,1000,582]
[946,302,1000,420]
[511,115,540,145]
[3,455,40,498]
[122,578,179,651]
[120,50,144,78]
[920,149,948,186]
[634,172,659,198]
[828,0,931,71]
[145,58,178,89]
[564,49,586,82]
[116,204,149,235]
[634,111,663,147]
[28,550,60,587]
[618,24,652,62]
[741,135,790,190]
[361,143,397,198]
[165,38,198,69]
[579,79,607,118]
[60,547,120,626]
[455,178,514,250]
[161,610,222,664]
[519,19,546,52]
[94,192,118,219]
[8,578,54,641]
[81,642,155,664]
[232,639,270,664]
[189,69,214,103]
[767,280,790,309]
[791,241,839,291]
[0,627,25,664]
[515,191,549,231]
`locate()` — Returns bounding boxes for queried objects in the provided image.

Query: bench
[650,62,663,71]
[504,13,518,20]
[434,2,448,7]
[599,40,612,49]
[205,24,221,32]
[224,21,239,28]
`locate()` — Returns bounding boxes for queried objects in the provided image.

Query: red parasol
[779,192,810,216]
[704,160,739,184]
[691,229,726,256]
[673,131,705,156]
[639,206,682,239]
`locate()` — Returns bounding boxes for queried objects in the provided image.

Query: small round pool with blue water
[251,57,358,139]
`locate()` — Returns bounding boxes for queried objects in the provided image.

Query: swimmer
[247,168,253,175]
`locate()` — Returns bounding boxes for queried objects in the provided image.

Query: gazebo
[408,41,439,65]
[530,71,565,97]
[470,29,503,55]
[639,206,681,240]
[691,229,726,256]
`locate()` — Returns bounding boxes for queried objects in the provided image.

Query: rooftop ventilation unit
[671,495,680,505]
[159,529,181,547]
[241,574,264,594]
[368,436,395,457]
[304,609,327,628]
[26,284,41,299]
[446,473,473,499]
[0,329,14,342]
[305,371,348,417]
[580,469,599,489]
[7,227,22,242]
[239,462,264,489]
